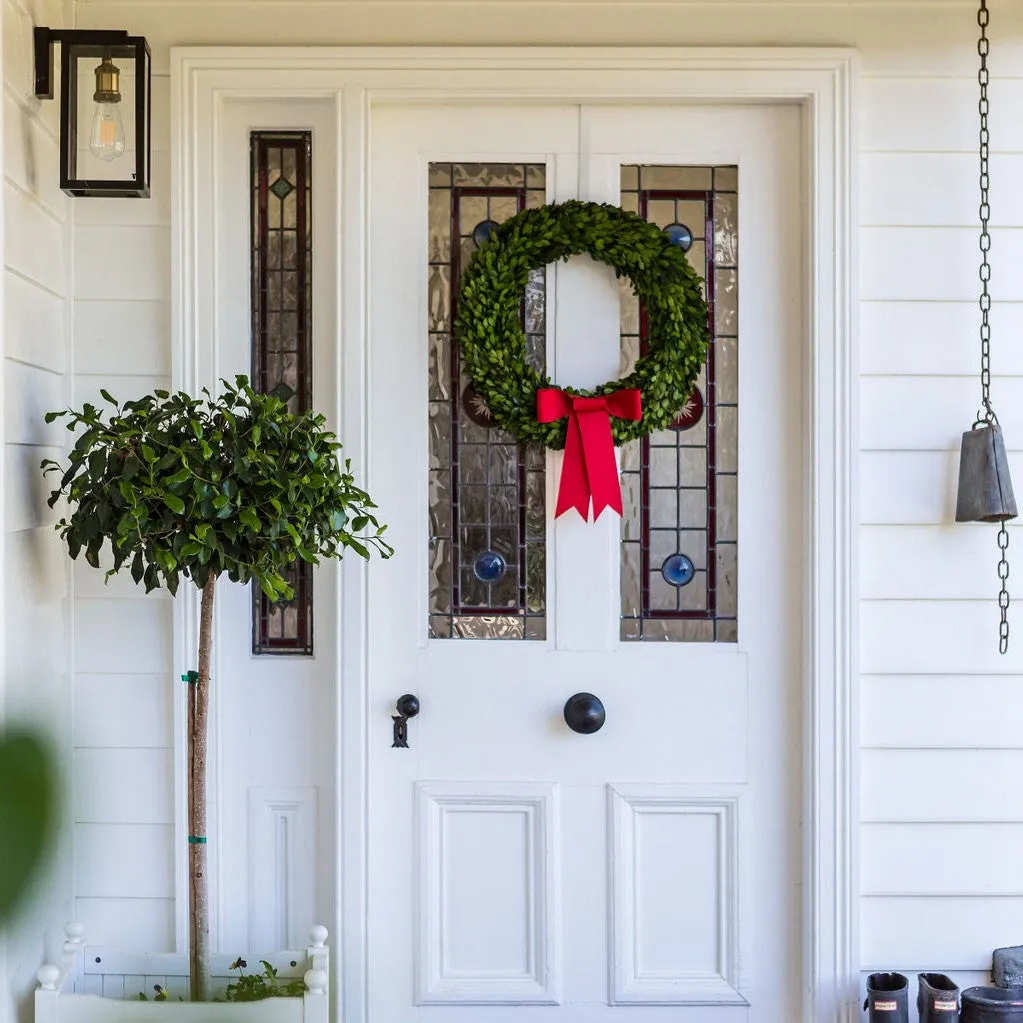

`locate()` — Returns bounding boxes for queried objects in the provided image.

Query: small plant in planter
[136,959,302,1003]
[42,377,392,1001]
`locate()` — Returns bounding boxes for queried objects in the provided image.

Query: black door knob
[396,694,420,719]
[392,694,420,748]
[563,692,605,734]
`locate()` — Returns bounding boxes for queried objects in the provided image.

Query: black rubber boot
[962,987,1023,1023]
[865,973,909,1023]
[919,974,961,1022]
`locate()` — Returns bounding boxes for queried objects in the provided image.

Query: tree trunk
[188,574,215,1001]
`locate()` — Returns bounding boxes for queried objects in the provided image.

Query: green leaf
[0,730,57,922]
[166,467,191,486]
[141,444,157,463]
[164,494,185,515]
[239,507,261,532]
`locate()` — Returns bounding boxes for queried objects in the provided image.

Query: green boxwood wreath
[455,199,711,449]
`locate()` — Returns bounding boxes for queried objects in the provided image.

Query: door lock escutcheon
[392,694,420,748]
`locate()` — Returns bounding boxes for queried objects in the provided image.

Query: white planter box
[36,924,329,1023]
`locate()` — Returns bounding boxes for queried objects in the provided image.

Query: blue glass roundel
[662,554,696,588]
[473,550,507,584]
[664,223,694,252]
[472,220,500,247]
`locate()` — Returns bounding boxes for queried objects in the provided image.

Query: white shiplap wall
[2,0,74,1018]
[70,91,175,951]
[62,0,1023,987]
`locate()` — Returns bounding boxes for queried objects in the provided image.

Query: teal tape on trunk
[187,836,207,844]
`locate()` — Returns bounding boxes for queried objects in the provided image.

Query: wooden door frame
[171,46,858,1023]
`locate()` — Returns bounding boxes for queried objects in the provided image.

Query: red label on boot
[934,1001,957,1012]
[874,1001,899,1012]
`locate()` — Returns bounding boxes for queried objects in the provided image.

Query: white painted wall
[2,0,75,1019]
[47,0,1023,995]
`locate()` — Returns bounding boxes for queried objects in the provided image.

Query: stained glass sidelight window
[251,132,314,655]
[428,164,547,640]
[619,166,738,642]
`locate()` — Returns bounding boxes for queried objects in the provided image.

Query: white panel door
[367,102,802,1023]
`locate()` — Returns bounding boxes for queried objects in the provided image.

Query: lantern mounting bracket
[34,27,130,100]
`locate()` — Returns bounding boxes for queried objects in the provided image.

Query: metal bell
[956,423,1018,523]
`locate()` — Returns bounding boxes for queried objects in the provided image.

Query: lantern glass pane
[64,39,147,195]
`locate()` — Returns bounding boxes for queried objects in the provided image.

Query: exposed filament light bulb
[89,53,125,163]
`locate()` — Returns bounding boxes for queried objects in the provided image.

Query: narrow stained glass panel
[251,132,314,655]
[428,163,547,640]
[620,165,738,643]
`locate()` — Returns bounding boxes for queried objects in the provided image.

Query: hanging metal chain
[977,0,1011,654]
[998,522,1010,654]
[977,0,994,425]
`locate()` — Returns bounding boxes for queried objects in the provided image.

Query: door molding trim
[172,46,858,1023]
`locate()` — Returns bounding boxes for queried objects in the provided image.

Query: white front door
[367,98,803,1023]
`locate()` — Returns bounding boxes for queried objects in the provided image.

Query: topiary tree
[42,376,391,1000]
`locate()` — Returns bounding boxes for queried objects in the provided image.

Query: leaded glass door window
[428,164,547,639]
[425,161,738,644]
[250,131,314,654]
[619,165,738,642]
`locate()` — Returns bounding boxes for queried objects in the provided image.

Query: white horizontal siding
[75,825,175,898]
[75,897,176,953]
[862,153,1023,228]
[863,823,1023,896]
[863,525,1016,600]
[75,226,170,302]
[863,601,1020,674]
[864,750,1023,822]
[863,228,1023,303]
[75,599,172,674]
[75,674,174,748]
[860,451,959,525]
[75,749,174,824]
[861,300,1023,378]
[862,377,1023,451]
[62,0,1023,982]
[75,301,171,376]
[863,898,1023,972]
[862,77,1023,154]
[5,360,65,447]
[863,675,1023,749]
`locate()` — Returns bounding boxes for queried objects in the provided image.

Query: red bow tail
[536,388,642,520]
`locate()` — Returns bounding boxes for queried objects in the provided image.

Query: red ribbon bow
[537,388,642,520]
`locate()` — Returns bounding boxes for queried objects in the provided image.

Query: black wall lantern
[34,27,151,198]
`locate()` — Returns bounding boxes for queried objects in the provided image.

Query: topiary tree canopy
[42,376,392,1000]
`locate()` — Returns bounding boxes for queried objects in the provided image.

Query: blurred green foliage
[0,728,58,922]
